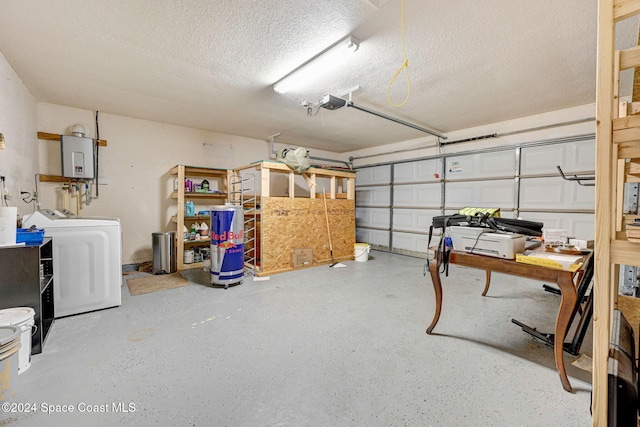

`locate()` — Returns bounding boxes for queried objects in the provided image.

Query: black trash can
[152,231,176,274]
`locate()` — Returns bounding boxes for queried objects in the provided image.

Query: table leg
[426,258,443,334]
[481,270,491,296]
[554,272,578,392]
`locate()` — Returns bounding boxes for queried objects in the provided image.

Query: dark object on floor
[607,309,638,427]
[138,261,153,273]
[512,251,594,356]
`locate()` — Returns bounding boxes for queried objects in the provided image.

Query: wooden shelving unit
[594,1,640,424]
[233,161,357,276]
[169,165,230,271]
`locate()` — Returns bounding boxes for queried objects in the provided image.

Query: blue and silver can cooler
[210,204,244,286]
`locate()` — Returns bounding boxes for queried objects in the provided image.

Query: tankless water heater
[61,134,95,179]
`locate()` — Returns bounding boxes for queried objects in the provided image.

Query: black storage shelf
[0,237,55,354]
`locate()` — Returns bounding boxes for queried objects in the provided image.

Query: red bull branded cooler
[211,204,244,287]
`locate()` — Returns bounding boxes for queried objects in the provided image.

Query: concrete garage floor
[2,251,592,426]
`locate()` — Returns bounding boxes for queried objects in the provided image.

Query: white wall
[0,52,38,219]
[35,104,265,264]
[345,103,595,166]
[35,104,346,265]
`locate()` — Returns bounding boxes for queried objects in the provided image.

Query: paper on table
[515,251,585,271]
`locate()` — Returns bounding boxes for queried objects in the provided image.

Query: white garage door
[355,136,595,257]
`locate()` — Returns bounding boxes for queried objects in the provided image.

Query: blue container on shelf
[16,228,45,244]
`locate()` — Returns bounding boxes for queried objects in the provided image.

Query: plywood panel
[261,197,355,273]
[617,295,640,357]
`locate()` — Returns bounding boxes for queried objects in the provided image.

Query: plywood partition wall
[259,197,356,275]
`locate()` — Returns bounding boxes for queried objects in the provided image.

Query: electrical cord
[21,191,35,204]
[468,230,491,255]
[387,0,411,107]
[1,176,8,207]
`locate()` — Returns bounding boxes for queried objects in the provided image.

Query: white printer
[450,226,525,259]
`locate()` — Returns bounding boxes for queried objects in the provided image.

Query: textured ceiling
[0,1,633,152]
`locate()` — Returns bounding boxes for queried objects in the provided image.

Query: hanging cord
[0,176,7,207]
[387,0,411,107]
[94,110,100,199]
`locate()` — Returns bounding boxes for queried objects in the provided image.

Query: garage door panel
[394,183,440,207]
[521,139,595,175]
[392,232,430,254]
[356,229,389,249]
[356,166,391,185]
[446,180,515,207]
[356,207,390,228]
[355,186,390,206]
[393,209,441,232]
[446,151,515,179]
[394,159,441,183]
[519,177,594,209]
[517,212,594,240]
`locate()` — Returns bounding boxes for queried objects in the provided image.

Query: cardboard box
[291,248,313,268]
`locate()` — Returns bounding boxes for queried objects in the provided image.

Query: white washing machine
[23,209,122,318]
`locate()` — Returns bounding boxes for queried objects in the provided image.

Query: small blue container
[16,228,45,244]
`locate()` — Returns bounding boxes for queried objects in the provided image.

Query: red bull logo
[211,230,243,242]
[216,240,237,249]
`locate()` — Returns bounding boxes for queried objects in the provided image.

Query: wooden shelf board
[37,131,107,147]
[611,238,640,266]
[171,191,227,199]
[39,174,92,183]
[169,165,228,177]
[183,239,211,246]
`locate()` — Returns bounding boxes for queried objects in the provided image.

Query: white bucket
[0,308,35,374]
[0,325,20,403]
[354,243,371,262]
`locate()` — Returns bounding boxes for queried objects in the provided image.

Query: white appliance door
[51,225,122,317]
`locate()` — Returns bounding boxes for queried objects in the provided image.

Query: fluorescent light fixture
[273,35,360,94]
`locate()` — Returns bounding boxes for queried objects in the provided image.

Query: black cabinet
[0,237,55,354]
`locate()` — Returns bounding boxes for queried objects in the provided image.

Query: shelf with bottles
[169,164,230,271]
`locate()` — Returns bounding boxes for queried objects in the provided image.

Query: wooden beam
[261,165,270,198]
[288,171,295,198]
[37,131,107,147]
[620,45,640,70]
[614,0,640,21]
[593,0,616,424]
[618,140,640,158]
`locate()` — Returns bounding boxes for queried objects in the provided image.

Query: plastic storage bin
[16,228,45,244]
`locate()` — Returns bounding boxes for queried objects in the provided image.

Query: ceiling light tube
[273,35,360,94]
